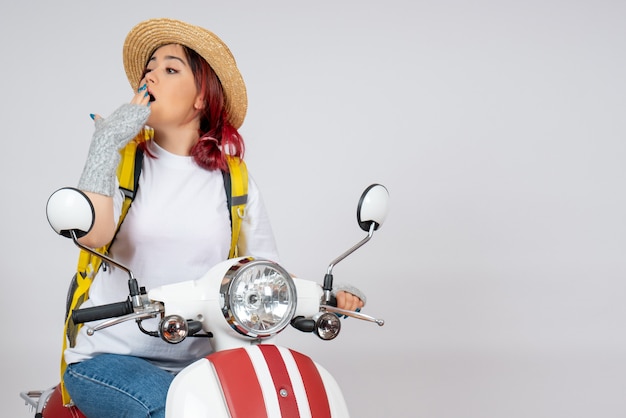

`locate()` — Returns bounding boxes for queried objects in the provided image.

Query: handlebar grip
[72,299,133,324]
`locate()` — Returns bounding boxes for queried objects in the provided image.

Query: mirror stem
[70,230,142,307]
[323,223,376,302]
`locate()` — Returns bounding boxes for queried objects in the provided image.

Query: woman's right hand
[78,89,151,198]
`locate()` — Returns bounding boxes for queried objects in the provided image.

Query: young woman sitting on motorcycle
[62,18,366,418]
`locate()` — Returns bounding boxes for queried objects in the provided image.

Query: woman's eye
[166,68,178,74]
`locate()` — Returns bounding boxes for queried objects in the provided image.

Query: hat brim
[123,18,247,129]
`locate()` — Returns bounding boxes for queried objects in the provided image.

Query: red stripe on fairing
[259,345,301,417]
[290,349,332,418]
[208,349,268,418]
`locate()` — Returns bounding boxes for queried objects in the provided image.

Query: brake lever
[320,305,385,326]
[86,306,162,335]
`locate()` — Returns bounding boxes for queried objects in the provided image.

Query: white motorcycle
[21,184,389,417]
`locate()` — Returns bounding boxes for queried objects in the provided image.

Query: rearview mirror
[46,187,95,239]
[357,184,390,232]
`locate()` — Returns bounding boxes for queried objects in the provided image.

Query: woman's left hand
[335,290,364,312]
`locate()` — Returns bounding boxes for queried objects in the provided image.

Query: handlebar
[72,299,134,324]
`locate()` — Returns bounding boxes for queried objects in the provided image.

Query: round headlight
[221,257,297,338]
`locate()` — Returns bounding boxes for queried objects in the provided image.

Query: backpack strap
[224,155,248,258]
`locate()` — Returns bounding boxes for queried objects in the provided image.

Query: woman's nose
[145,71,156,85]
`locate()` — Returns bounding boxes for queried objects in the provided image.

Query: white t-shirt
[65,140,279,371]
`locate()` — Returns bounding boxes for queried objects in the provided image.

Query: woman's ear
[194,95,205,110]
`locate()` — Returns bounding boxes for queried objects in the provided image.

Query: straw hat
[123,18,247,129]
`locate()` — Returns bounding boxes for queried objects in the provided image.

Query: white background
[2,1,626,417]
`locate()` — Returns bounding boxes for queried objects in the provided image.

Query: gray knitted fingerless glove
[333,283,367,306]
[77,103,150,196]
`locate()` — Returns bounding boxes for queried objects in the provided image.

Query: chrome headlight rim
[221,257,297,339]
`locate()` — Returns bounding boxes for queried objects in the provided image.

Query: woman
[63,18,365,417]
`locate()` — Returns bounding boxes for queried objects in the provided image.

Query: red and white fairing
[167,345,349,417]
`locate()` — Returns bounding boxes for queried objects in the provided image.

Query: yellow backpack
[60,133,248,405]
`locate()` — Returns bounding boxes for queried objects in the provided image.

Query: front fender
[166,345,349,418]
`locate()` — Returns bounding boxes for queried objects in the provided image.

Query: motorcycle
[21,183,389,417]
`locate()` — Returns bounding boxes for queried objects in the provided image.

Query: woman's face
[143,44,203,130]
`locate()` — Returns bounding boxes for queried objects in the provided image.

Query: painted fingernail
[138,84,147,92]
[89,113,95,120]
[144,90,150,97]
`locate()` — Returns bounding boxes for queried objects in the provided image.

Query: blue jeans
[64,354,174,418]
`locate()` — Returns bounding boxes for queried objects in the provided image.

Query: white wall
[3,1,626,417]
